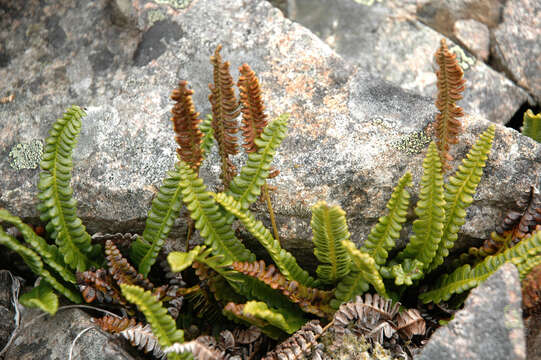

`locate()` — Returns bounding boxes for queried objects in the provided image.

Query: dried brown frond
[434,38,465,170]
[238,63,268,153]
[76,269,127,307]
[208,44,240,188]
[262,320,324,360]
[233,325,262,345]
[171,80,204,170]
[164,338,226,360]
[91,232,137,254]
[232,260,334,318]
[395,309,426,339]
[105,240,154,290]
[523,262,541,315]
[120,323,166,359]
[92,315,137,334]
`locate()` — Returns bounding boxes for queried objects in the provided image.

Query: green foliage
[383,258,424,286]
[311,201,351,284]
[342,240,387,298]
[521,109,541,143]
[226,114,289,209]
[130,162,185,276]
[420,228,541,303]
[213,192,317,287]
[36,105,101,272]
[167,245,205,272]
[396,142,445,269]
[199,114,215,158]
[242,300,305,334]
[361,172,411,266]
[20,281,59,315]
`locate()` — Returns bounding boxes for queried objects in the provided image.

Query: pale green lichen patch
[449,45,476,71]
[154,0,192,9]
[8,139,44,170]
[321,333,396,360]
[392,130,431,155]
[147,9,167,26]
[353,0,383,6]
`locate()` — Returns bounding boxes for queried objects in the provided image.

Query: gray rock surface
[3,306,141,360]
[491,0,541,103]
[0,271,19,356]
[0,0,539,260]
[416,263,526,360]
[454,19,490,61]
[287,0,528,125]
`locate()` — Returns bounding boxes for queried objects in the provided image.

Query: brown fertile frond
[76,269,127,307]
[120,323,166,359]
[262,320,324,360]
[434,38,465,170]
[523,262,541,315]
[233,325,262,344]
[208,44,240,188]
[164,339,226,360]
[105,240,155,291]
[232,260,334,318]
[238,63,268,153]
[171,80,204,170]
[92,315,137,334]
[395,309,426,339]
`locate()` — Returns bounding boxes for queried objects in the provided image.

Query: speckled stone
[0,0,539,261]
[287,0,527,125]
[416,263,526,360]
[491,0,541,103]
[454,19,490,61]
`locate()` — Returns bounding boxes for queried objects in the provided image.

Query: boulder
[286,0,528,125]
[0,0,539,262]
[416,263,526,360]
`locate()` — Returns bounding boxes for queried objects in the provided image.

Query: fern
[420,229,541,303]
[199,114,215,158]
[522,109,541,143]
[130,162,185,276]
[361,173,412,266]
[167,246,205,272]
[226,114,289,210]
[0,226,82,304]
[311,201,351,283]
[19,281,59,315]
[396,142,445,269]
[120,284,188,360]
[177,161,255,265]
[36,105,100,271]
[213,192,316,287]
[428,125,495,271]
[342,240,387,298]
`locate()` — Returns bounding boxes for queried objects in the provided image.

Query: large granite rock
[491,0,541,103]
[286,0,528,125]
[0,0,540,261]
[416,263,526,360]
[3,306,142,360]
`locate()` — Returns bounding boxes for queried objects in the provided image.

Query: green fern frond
[517,255,541,278]
[227,114,288,209]
[420,229,541,303]
[20,281,59,315]
[428,125,495,271]
[342,240,387,298]
[130,162,185,276]
[361,173,412,266]
[200,114,215,158]
[330,270,369,309]
[386,258,424,286]
[213,192,317,287]
[522,109,541,143]
[0,226,82,303]
[36,105,99,271]
[397,142,445,268]
[167,246,205,272]
[243,300,305,334]
[120,284,185,359]
[311,201,351,283]
[0,208,75,284]
[177,161,255,265]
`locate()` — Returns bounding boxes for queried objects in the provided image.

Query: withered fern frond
[170,80,204,171]
[105,240,155,290]
[434,39,465,170]
[209,44,240,189]
[238,63,268,153]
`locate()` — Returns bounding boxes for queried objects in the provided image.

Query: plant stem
[263,182,280,245]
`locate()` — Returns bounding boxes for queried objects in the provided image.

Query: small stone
[453,19,490,61]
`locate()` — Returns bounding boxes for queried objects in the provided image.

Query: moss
[321,332,397,360]
[8,139,44,170]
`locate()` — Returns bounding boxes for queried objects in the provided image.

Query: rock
[0,270,20,356]
[3,306,142,360]
[453,19,490,61]
[416,263,526,360]
[287,0,527,125]
[491,0,541,103]
[0,0,539,260]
